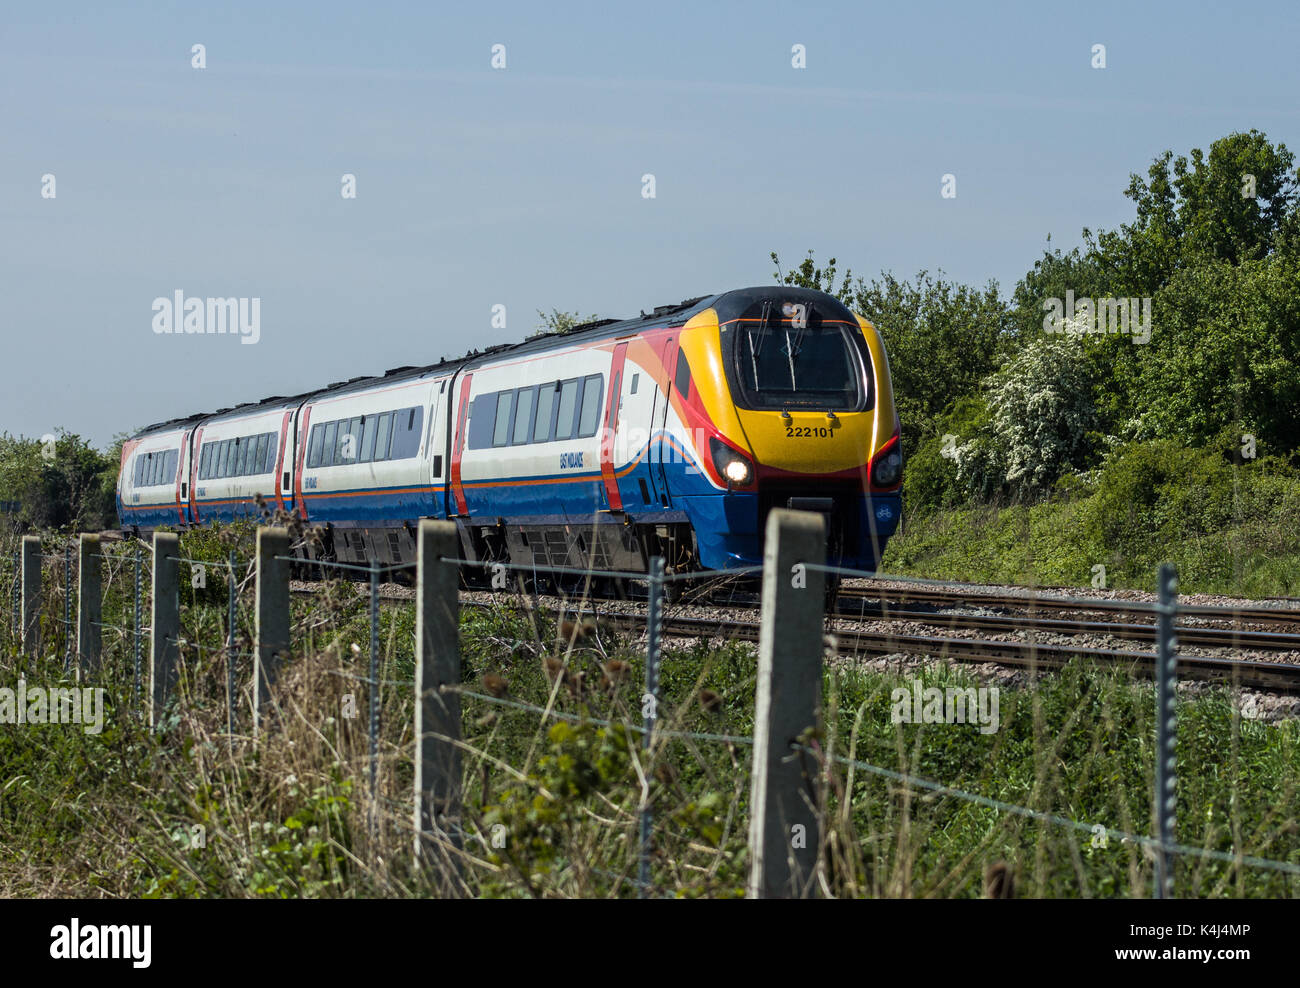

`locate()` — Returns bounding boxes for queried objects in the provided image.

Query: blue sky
[3,1,1297,448]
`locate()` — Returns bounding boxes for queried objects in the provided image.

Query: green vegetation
[0,431,121,534]
[1,529,1296,897]
[778,129,1300,595]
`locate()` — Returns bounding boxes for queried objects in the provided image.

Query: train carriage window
[374,413,392,462]
[305,424,321,468]
[199,444,211,481]
[133,457,142,488]
[578,375,604,438]
[230,439,244,476]
[305,423,323,467]
[254,435,270,474]
[321,422,337,467]
[156,452,165,486]
[467,397,496,450]
[360,415,378,462]
[242,438,256,476]
[512,387,535,446]
[533,382,557,443]
[630,373,639,395]
[674,351,691,398]
[265,433,279,473]
[492,392,514,448]
[555,379,579,440]
[222,440,234,478]
[347,417,365,463]
[150,454,160,487]
[391,406,424,459]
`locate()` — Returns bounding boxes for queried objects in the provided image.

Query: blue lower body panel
[677,492,902,571]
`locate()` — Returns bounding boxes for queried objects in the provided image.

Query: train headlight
[724,459,751,485]
[872,450,902,487]
[709,436,754,489]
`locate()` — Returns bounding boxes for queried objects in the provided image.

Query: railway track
[290,578,1300,694]
[538,607,1300,696]
[834,583,1300,631]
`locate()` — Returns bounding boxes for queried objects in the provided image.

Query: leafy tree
[979,335,1100,497]
[851,272,1011,452]
[530,308,601,338]
[769,250,854,301]
[0,431,119,533]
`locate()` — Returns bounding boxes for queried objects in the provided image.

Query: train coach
[117,286,902,576]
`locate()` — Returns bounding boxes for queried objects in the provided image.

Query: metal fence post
[133,540,142,711]
[368,557,380,839]
[747,509,826,899]
[413,520,462,886]
[253,527,291,739]
[1154,562,1179,899]
[77,534,102,679]
[21,535,41,663]
[11,548,20,643]
[226,549,237,735]
[639,555,665,897]
[150,532,180,728]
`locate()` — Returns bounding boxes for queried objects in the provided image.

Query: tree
[530,308,601,338]
[0,431,119,533]
[769,250,854,302]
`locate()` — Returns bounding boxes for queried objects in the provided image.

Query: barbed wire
[449,686,756,747]
[797,743,1300,877]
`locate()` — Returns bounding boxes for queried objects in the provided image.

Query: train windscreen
[734,322,864,410]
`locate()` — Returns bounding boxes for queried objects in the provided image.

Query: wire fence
[2,518,1299,898]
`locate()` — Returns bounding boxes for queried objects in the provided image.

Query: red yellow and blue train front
[658,287,902,571]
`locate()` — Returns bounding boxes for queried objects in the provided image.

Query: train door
[599,342,629,511]
[276,409,295,515]
[176,430,192,526]
[188,427,204,524]
[649,336,677,506]
[427,376,450,517]
[291,403,313,519]
[450,372,473,516]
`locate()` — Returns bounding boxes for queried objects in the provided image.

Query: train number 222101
[786,425,833,439]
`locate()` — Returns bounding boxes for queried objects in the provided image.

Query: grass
[0,524,1297,897]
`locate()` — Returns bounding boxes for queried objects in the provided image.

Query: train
[117,286,903,578]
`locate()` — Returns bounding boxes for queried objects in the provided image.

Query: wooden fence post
[413,519,463,888]
[253,527,291,739]
[150,532,180,727]
[77,534,102,679]
[21,535,41,662]
[747,508,826,899]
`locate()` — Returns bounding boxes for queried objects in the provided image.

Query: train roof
[128,287,851,441]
